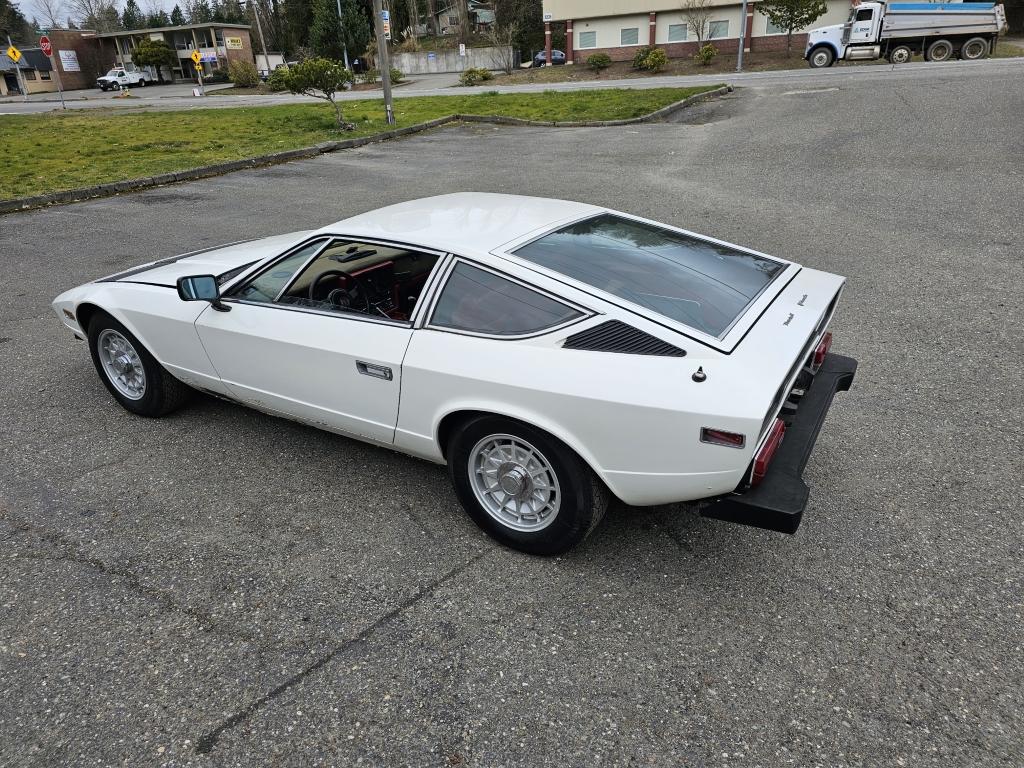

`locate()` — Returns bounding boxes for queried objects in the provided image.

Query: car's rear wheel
[137,77,147,86]
[87,312,191,417]
[447,415,609,555]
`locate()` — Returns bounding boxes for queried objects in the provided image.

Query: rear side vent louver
[563,320,686,356]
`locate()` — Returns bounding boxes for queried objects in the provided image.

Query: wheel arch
[808,42,839,61]
[435,407,616,499]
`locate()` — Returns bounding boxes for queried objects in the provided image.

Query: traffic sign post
[5,38,28,102]
[372,0,395,125]
[190,49,205,96]
[39,35,66,110]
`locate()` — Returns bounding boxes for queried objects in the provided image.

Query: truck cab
[96,68,147,91]
[805,2,884,67]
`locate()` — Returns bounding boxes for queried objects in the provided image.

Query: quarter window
[579,30,597,48]
[621,27,639,46]
[430,262,582,336]
[668,23,688,42]
[709,20,729,39]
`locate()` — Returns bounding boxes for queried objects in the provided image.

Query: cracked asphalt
[1,63,1022,767]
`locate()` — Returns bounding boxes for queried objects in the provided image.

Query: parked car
[533,49,566,67]
[96,68,147,90]
[52,194,857,555]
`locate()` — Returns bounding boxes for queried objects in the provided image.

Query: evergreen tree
[0,0,34,41]
[170,4,185,24]
[147,9,170,26]
[309,0,342,59]
[121,0,144,29]
[339,0,370,57]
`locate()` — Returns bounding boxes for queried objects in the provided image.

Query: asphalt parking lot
[2,65,1022,767]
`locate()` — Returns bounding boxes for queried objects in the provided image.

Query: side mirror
[177,274,230,311]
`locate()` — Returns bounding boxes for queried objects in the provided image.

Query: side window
[430,262,583,336]
[856,8,872,21]
[231,239,326,303]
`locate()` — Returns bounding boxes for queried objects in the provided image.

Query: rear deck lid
[504,212,800,353]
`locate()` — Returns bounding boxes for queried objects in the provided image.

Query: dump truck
[805,1,1008,67]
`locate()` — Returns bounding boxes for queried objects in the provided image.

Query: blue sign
[381,9,390,21]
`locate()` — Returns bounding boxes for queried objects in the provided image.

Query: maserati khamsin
[53,194,857,554]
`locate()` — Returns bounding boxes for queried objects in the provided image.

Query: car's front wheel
[87,312,191,417]
[808,46,835,68]
[447,416,609,555]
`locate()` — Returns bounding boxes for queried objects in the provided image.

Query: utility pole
[736,0,749,71]
[335,0,350,70]
[372,0,395,125]
[249,0,272,75]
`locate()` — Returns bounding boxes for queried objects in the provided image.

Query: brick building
[540,0,856,63]
[34,23,255,90]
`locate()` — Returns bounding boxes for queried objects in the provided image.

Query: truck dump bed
[880,2,1008,38]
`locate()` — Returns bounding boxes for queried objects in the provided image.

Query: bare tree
[456,0,471,43]
[33,0,66,27]
[425,0,436,36]
[680,0,713,44]
[485,19,519,74]
[406,0,420,46]
[67,0,121,31]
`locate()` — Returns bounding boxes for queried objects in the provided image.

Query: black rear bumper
[701,352,858,534]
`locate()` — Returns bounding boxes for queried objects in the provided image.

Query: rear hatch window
[513,214,786,338]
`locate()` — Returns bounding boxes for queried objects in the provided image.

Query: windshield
[104,70,122,77]
[513,214,787,338]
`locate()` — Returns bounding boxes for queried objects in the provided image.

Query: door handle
[356,361,393,381]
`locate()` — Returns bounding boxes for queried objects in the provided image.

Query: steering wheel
[309,269,370,313]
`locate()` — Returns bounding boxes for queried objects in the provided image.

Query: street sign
[6,44,21,63]
[190,49,202,64]
[40,36,52,57]
[381,9,390,21]
[382,20,391,40]
[459,43,466,57]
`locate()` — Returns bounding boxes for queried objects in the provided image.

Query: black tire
[808,46,835,68]
[925,39,953,62]
[137,77,146,86]
[887,45,913,64]
[447,415,609,555]
[959,37,989,60]
[87,311,191,417]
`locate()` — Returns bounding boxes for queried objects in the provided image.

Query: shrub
[458,67,494,86]
[587,52,612,73]
[204,69,229,83]
[694,43,717,66]
[267,66,290,91]
[283,57,356,128]
[228,59,259,88]
[641,48,668,72]
[390,67,404,83]
[360,68,379,84]
[631,45,654,69]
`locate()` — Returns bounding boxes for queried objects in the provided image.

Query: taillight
[812,331,833,370]
[700,427,746,449]
[752,419,785,486]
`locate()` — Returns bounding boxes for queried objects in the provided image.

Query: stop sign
[40,35,52,56]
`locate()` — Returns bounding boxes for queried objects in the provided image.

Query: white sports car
[53,194,857,554]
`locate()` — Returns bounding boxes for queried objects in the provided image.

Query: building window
[40,70,51,80]
[24,69,37,80]
[667,23,688,42]
[708,20,729,39]
[620,27,639,46]
[765,18,786,34]
[579,30,597,48]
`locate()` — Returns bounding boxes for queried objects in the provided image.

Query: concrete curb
[0,86,729,215]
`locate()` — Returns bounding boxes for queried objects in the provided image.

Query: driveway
[0,65,1021,766]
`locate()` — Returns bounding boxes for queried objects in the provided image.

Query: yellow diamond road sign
[190,49,201,64]
[6,45,21,63]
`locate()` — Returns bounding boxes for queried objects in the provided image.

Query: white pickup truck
[805,1,1008,67]
[96,68,149,91]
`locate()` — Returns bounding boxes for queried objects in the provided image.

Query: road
[1,65,1022,766]
[1,56,1022,114]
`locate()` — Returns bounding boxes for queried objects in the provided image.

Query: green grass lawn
[0,86,719,200]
